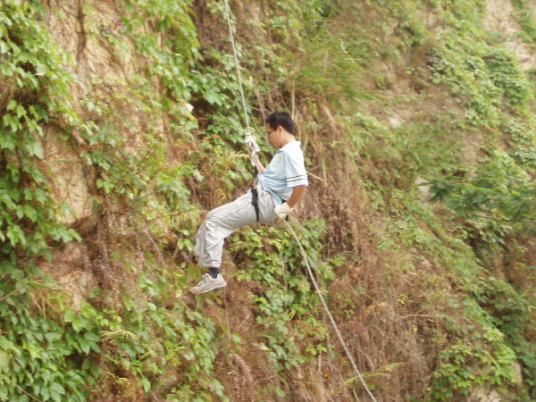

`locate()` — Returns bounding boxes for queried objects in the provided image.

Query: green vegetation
[1,0,535,400]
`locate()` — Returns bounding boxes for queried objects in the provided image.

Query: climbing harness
[222,1,378,400]
[250,185,260,222]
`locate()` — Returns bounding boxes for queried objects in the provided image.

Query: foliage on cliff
[1,0,535,400]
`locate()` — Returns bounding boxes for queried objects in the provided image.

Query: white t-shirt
[257,141,308,204]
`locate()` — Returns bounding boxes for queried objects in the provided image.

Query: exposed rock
[468,387,502,402]
[484,0,536,70]
[389,115,403,128]
[39,243,96,310]
[42,129,92,224]
[415,176,432,199]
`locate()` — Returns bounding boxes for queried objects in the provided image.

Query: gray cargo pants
[193,184,277,268]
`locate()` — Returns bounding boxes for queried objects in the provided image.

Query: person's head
[265,111,295,135]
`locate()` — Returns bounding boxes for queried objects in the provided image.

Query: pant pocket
[258,190,276,223]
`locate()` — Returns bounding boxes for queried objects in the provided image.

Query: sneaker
[190,273,227,295]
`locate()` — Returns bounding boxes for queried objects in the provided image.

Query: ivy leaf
[82,358,91,370]
[2,113,20,133]
[204,89,224,106]
[0,350,9,375]
[25,140,44,159]
[83,332,100,343]
[6,225,26,247]
[35,61,47,76]
[6,99,17,111]
[23,204,38,222]
[0,132,16,151]
[50,382,66,398]
[78,339,90,354]
[72,315,89,333]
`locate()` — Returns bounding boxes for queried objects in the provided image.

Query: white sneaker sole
[190,284,227,295]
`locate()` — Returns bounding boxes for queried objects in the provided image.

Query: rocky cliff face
[38,0,536,311]
[485,0,536,69]
[2,0,536,400]
[36,1,155,316]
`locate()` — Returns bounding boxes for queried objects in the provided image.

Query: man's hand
[244,132,261,168]
[245,132,265,171]
[244,132,260,154]
[274,202,294,219]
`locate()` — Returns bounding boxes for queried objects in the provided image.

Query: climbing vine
[1,0,536,400]
[0,1,92,399]
[0,1,82,259]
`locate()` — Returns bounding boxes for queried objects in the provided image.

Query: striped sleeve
[284,147,308,188]
[286,175,307,183]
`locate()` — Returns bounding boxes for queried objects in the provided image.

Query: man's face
[266,123,281,148]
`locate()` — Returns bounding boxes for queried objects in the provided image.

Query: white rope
[221,1,378,399]
[222,0,251,132]
[281,219,378,402]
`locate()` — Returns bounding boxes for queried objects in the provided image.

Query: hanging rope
[281,219,378,401]
[222,0,251,132]
[221,1,378,400]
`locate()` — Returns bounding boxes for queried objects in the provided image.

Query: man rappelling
[190,111,308,294]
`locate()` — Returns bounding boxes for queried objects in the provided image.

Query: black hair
[265,111,295,134]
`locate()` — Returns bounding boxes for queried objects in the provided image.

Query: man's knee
[203,216,220,235]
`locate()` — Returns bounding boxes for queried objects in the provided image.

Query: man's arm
[252,153,265,173]
[286,185,307,208]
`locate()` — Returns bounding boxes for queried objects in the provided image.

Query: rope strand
[281,219,378,402]
[223,0,251,132]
